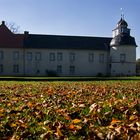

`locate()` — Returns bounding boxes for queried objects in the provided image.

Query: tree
[6,22,20,34]
[136,58,140,75]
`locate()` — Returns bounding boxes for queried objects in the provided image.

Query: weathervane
[120,8,124,19]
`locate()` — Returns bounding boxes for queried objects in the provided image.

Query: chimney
[24,31,29,35]
[2,21,5,25]
[24,31,29,38]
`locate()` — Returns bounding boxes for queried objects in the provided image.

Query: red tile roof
[0,21,24,48]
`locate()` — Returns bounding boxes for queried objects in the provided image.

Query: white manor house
[0,17,137,76]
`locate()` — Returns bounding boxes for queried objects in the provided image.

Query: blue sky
[0,0,140,58]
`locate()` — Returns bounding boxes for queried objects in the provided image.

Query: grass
[0,76,140,81]
[0,80,139,139]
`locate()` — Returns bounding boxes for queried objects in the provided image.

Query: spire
[120,8,124,19]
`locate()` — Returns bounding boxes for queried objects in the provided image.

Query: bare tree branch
[5,22,20,33]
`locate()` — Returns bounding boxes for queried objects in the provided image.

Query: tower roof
[110,33,136,46]
[117,18,128,27]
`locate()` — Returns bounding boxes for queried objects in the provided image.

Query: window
[50,53,55,61]
[121,28,124,33]
[120,54,126,62]
[70,65,75,74]
[69,53,75,62]
[13,65,19,73]
[13,51,19,60]
[0,64,3,73]
[89,53,94,62]
[99,54,104,63]
[27,52,32,61]
[35,52,41,61]
[57,52,63,61]
[57,65,62,73]
[0,51,4,60]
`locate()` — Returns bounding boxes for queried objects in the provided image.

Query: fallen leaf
[129,115,137,121]
[111,118,121,124]
[89,103,97,113]
[27,102,33,108]
[69,124,75,130]
[56,128,63,137]
[72,119,81,124]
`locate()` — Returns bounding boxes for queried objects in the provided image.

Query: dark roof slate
[117,18,128,27]
[24,34,112,50]
[110,33,137,46]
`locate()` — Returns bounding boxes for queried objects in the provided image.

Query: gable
[0,21,24,48]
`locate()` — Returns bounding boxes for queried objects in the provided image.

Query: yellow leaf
[72,119,81,124]
[10,123,17,127]
[56,128,63,137]
[12,97,18,101]
[129,115,137,121]
[7,103,12,107]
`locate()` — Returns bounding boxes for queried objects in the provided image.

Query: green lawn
[0,76,140,81]
[0,80,140,139]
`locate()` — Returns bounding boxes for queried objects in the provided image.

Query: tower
[110,17,137,76]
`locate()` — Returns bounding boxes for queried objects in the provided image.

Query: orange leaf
[21,124,27,128]
[72,119,81,124]
[111,118,121,124]
[27,102,33,108]
[0,109,4,113]
[69,124,75,130]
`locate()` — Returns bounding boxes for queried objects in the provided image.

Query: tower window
[120,54,126,62]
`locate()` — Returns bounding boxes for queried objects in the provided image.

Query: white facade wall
[0,48,24,76]
[24,49,109,76]
[110,45,136,76]
[0,46,136,77]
